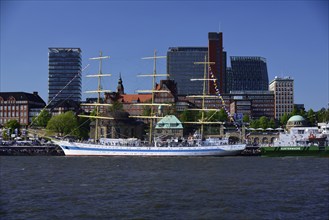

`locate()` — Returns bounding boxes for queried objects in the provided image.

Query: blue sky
[1,0,328,111]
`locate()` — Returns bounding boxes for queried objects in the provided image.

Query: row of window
[0,100,28,104]
[275,92,293,96]
[0,105,27,110]
[49,61,81,66]
[276,104,293,107]
[48,65,81,70]
[49,70,81,74]
[275,83,293,87]
[49,57,81,61]
[276,101,294,105]
[0,111,27,117]
[275,88,293,92]
[49,86,81,90]
[0,118,27,124]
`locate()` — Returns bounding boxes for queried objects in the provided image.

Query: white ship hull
[58,141,245,157]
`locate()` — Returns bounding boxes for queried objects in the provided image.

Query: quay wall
[0,146,64,156]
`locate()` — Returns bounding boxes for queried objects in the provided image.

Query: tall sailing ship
[55,51,246,156]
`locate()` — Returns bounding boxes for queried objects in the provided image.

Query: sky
[1,0,328,111]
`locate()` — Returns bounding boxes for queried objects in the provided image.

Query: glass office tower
[48,48,82,104]
[228,56,269,92]
[167,47,208,95]
[167,32,226,96]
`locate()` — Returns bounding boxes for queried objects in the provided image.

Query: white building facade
[269,76,294,119]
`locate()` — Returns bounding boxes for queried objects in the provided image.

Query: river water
[0,156,328,219]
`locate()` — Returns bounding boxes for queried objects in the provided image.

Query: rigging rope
[29,64,90,128]
[208,66,240,132]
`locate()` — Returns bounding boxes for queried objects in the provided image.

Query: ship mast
[79,51,113,141]
[185,55,222,138]
[131,49,170,143]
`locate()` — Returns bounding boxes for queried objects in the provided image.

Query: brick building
[0,92,46,126]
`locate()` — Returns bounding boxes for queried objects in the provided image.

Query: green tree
[179,110,189,122]
[243,114,250,123]
[77,117,90,139]
[299,108,307,119]
[179,110,199,122]
[317,108,329,122]
[280,113,290,127]
[217,109,228,122]
[250,120,259,129]
[307,109,316,125]
[205,111,217,122]
[290,107,299,117]
[268,118,276,128]
[46,111,79,136]
[259,116,269,129]
[4,120,20,138]
[31,109,52,127]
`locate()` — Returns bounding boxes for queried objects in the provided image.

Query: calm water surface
[0,156,328,219]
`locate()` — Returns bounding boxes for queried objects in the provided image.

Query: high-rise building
[48,48,82,104]
[167,47,208,95]
[269,76,294,119]
[208,32,226,94]
[227,56,269,92]
[167,32,227,96]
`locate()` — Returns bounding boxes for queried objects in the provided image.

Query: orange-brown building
[105,79,177,117]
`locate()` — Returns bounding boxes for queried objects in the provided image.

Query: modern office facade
[167,47,208,95]
[185,90,274,120]
[48,48,82,104]
[269,76,294,119]
[229,91,275,119]
[227,56,269,92]
[167,32,227,96]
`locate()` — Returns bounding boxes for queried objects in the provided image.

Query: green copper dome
[288,115,305,122]
[286,115,307,131]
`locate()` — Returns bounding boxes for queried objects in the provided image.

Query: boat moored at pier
[55,51,246,157]
[260,123,329,157]
[58,137,245,156]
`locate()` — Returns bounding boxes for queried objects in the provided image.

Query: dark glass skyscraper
[167,47,208,95]
[167,32,227,96]
[48,48,82,104]
[228,56,269,92]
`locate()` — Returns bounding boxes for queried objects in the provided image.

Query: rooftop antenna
[219,22,221,32]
